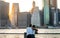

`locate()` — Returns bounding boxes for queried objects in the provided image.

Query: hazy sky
[57,0,60,9]
[3,0,60,12]
[4,0,43,12]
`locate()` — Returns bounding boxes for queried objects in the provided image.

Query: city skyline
[0,0,60,28]
[3,0,60,12]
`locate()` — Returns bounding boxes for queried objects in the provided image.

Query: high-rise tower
[0,1,9,28]
[43,0,58,26]
[9,3,19,28]
[49,0,58,26]
[43,0,50,25]
[30,1,36,14]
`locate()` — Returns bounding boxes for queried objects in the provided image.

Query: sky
[57,0,60,9]
[3,0,60,12]
[4,0,43,12]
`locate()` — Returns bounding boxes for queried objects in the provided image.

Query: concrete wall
[0,34,60,38]
[0,29,60,38]
[0,29,60,33]
[0,34,24,38]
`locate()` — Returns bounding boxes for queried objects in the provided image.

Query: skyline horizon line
[1,0,60,12]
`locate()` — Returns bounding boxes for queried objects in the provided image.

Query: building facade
[31,7,41,27]
[9,3,19,28]
[0,1,9,28]
[43,0,50,25]
[18,12,31,28]
[49,0,58,26]
[43,0,58,26]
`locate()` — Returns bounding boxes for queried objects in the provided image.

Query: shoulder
[27,27,31,29]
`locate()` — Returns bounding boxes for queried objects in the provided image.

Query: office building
[43,0,50,25]
[0,1,9,28]
[9,3,19,28]
[31,7,41,27]
[18,12,31,28]
[49,0,58,26]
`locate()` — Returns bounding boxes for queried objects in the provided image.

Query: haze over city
[2,0,60,12]
[4,0,43,12]
[0,0,60,38]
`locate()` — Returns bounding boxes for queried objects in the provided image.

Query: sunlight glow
[9,3,12,14]
[4,0,43,12]
[3,0,60,12]
[9,3,13,24]
[19,0,32,12]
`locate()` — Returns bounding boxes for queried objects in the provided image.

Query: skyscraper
[49,0,58,26]
[0,1,9,28]
[9,3,19,28]
[43,0,50,25]
[31,7,41,27]
[43,0,58,26]
[30,1,36,14]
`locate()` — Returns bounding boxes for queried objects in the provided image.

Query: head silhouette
[29,24,32,27]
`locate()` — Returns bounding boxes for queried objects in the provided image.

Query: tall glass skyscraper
[43,0,58,26]
[43,0,50,25]
[49,0,58,26]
